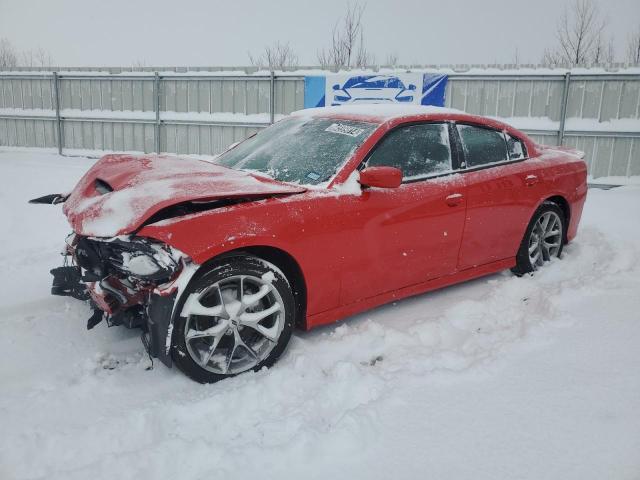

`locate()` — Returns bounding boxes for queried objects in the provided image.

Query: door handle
[445,193,464,207]
[524,174,539,186]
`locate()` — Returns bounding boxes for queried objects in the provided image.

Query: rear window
[506,134,526,160]
[457,124,508,167]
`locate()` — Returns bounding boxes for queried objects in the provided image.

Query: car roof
[290,104,521,134]
[291,104,458,123]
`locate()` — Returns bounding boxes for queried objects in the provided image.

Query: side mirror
[408,84,416,90]
[359,166,402,189]
[332,84,341,90]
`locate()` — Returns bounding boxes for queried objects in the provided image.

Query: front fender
[138,219,294,265]
[137,192,347,318]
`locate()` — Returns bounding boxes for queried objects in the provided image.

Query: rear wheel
[512,202,565,276]
[171,254,295,383]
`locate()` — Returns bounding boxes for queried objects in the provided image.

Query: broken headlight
[75,236,182,282]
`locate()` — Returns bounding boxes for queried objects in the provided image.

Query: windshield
[216,116,377,185]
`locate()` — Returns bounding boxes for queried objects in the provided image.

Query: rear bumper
[567,172,589,243]
[567,197,585,243]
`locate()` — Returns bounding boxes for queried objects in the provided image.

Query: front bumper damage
[51,234,196,367]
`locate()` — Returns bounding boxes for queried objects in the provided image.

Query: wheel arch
[541,195,571,243]
[196,245,308,330]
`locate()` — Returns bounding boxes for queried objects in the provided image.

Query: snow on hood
[63,154,306,237]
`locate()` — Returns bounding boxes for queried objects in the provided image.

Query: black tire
[512,202,565,276]
[171,254,295,384]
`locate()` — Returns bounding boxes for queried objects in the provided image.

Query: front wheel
[512,202,565,276]
[171,254,295,384]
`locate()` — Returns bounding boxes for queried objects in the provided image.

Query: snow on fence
[0,68,639,177]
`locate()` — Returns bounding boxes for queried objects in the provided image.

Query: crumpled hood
[64,154,306,237]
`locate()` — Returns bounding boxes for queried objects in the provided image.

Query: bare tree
[593,29,617,63]
[20,47,54,67]
[0,38,18,68]
[317,2,373,70]
[384,52,399,68]
[249,41,298,70]
[604,36,616,64]
[131,58,148,69]
[541,47,562,67]
[542,0,607,66]
[354,31,375,67]
[512,47,520,65]
[626,26,640,64]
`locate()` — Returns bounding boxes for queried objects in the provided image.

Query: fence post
[557,72,571,145]
[154,72,161,154]
[269,71,275,124]
[52,71,63,155]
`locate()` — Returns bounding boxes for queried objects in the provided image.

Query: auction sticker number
[325,123,365,137]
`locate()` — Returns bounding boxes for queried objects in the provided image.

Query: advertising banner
[304,72,447,109]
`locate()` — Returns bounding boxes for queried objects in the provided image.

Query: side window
[367,123,452,180]
[457,124,508,167]
[506,133,526,160]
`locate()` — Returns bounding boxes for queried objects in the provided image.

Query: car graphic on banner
[303,72,448,109]
[329,75,418,105]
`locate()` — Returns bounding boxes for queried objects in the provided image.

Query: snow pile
[1,150,639,479]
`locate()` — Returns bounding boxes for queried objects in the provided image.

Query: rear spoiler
[536,144,585,159]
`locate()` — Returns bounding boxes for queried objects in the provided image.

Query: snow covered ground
[0,150,639,480]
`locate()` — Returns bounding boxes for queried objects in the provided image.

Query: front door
[338,122,467,305]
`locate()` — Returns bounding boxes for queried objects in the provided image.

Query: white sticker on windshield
[325,123,365,137]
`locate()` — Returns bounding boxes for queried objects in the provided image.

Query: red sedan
[35,105,587,383]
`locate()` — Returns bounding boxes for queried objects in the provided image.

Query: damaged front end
[33,153,307,370]
[52,233,196,367]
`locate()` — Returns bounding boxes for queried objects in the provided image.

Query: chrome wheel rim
[528,211,562,269]
[181,274,284,375]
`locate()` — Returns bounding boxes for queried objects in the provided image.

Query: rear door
[454,123,543,269]
[338,122,467,305]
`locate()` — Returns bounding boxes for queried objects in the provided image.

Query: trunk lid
[63,154,306,237]
[537,144,586,159]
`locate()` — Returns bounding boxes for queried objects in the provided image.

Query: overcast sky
[1,0,638,67]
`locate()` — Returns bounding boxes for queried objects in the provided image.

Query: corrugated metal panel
[446,78,569,121]
[160,123,262,156]
[619,81,640,118]
[61,120,154,152]
[57,78,155,112]
[629,139,640,176]
[1,72,638,176]
[560,135,639,178]
[0,77,54,109]
[0,117,57,148]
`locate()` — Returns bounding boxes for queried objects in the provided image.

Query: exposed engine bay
[51,233,195,367]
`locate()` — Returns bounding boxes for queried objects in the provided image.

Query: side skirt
[306,258,515,330]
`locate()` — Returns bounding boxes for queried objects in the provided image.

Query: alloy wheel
[527,211,562,269]
[181,274,285,375]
